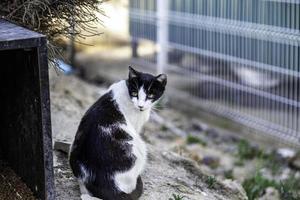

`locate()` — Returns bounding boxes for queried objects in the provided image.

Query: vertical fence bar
[157,0,169,74]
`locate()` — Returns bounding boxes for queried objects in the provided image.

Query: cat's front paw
[114,174,137,194]
[81,194,102,200]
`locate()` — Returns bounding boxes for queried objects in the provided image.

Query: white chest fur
[110,81,149,193]
[114,124,147,193]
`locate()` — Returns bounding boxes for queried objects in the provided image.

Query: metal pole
[157,0,168,74]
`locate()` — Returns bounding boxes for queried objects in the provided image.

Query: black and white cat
[69,67,167,200]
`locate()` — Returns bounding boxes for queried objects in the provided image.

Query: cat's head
[126,66,167,111]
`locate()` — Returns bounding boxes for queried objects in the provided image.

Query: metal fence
[129,0,300,147]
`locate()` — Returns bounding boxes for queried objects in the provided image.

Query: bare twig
[0,0,105,67]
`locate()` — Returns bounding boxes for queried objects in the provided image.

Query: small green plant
[237,139,262,160]
[205,175,217,189]
[242,172,300,200]
[224,169,234,179]
[261,152,281,175]
[242,172,277,200]
[169,193,186,200]
[186,135,207,146]
[278,176,300,200]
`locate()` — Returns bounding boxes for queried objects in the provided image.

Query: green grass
[261,153,281,175]
[242,172,300,200]
[186,135,207,146]
[242,172,277,200]
[168,194,186,200]
[278,176,300,200]
[205,175,217,189]
[224,169,234,179]
[237,139,262,160]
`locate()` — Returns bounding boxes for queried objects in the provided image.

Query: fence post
[157,0,168,74]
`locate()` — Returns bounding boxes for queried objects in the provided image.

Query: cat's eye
[147,94,155,99]
[131,91,138,97]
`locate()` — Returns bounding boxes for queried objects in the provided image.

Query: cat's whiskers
[154,106,165,110]
[151,107,161,112]
[152,104,165,111]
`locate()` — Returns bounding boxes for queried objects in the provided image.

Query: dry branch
[0,0,104,65]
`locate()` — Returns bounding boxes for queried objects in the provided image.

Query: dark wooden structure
[0,20,55,199]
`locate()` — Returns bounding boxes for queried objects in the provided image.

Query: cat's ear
[156,74,167,86]
[128,66,139,79]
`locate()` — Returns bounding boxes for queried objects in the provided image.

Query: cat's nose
[138,106,144,111]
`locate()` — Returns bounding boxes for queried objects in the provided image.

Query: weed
[278,176,300,200]
[205,175,217,189]
[242,172,277,200]
[237,139,262,160]
[168,193,186,200]
[186,135,207,146]
[242,172,300,200]
[261,153,281,175]
[224,169,234,179]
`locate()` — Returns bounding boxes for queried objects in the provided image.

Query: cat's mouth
[139,108,145,111]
